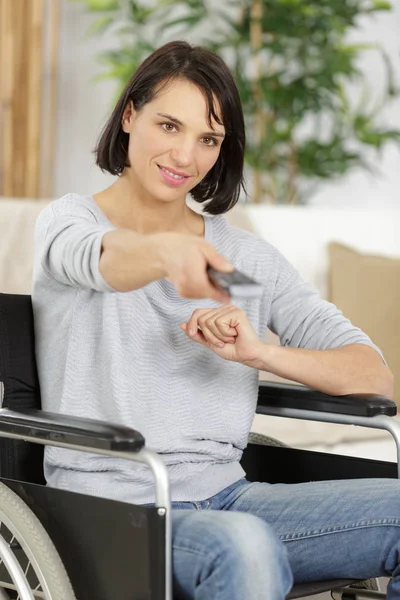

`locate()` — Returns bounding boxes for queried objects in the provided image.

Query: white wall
[310,2,400,208]
[54,0,117,198]
[54,0,400,206]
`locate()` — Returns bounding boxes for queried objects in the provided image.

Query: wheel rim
[0,512,53,599]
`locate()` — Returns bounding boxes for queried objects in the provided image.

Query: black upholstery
[0,293,44,484]
[257,380,396,417]
[0,293,394,599]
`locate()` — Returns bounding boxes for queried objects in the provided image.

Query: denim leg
[172,509,293,600]
[225,478,400,599]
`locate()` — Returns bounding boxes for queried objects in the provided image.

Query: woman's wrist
[242,341,276,370]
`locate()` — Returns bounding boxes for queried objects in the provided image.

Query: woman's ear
[121,100,135,133]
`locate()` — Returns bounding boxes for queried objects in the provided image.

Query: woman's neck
[93,179,205,238]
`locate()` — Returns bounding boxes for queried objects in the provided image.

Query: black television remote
[207,266,263,298]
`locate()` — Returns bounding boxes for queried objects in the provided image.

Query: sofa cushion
[0,199,50,294]
[328,241,400,405]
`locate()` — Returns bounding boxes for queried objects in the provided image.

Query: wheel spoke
[0,483,74,599]
[0,524,38,599]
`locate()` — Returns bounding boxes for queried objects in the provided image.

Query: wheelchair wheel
[0,482,75,599]
[248,431,289,447]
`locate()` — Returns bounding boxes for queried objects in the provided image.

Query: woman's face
[121,78,225,203]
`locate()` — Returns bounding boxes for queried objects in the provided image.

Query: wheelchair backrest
[0,293,45,483]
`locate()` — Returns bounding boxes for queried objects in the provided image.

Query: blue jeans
[170,477,400,599]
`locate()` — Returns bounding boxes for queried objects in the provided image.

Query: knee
[191,511,292,590]
[210,511,288,569]
[173,511,293,598]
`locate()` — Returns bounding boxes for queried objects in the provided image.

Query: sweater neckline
[85,194,212,243]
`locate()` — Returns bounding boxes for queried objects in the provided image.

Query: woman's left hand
[180,305,264,365]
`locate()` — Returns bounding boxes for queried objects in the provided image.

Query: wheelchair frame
[1,378,400,599]
[0,292,399,599]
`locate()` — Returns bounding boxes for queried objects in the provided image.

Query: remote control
[207,266,263,298]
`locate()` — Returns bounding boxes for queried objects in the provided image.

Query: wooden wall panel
[0,0,58,198]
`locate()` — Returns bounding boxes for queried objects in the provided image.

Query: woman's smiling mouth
[158,164,191,186]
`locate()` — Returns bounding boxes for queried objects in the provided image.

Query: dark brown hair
[95,40,246,215]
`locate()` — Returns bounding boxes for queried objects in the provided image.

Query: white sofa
[1,197,399,458]
[0,199,50,295]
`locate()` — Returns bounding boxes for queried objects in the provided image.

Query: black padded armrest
[0,408,145,452]
[257,381,397,417]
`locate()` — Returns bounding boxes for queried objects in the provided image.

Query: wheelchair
[0,292,398,599]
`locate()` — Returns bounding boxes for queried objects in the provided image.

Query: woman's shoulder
[45,193,102,219]
[36,193,106,228]
[205,213,279,257]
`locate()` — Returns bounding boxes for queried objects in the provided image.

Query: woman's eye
[202,137,218,147]
[161,122,177,132]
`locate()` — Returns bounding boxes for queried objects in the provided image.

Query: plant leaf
[86,15,115,36]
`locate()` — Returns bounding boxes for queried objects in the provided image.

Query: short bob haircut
[95,40,246,215]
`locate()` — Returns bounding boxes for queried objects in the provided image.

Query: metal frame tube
[331,587,385,599]
[0,427,172,600]
[257,407,400,477]
[132,448,172,598]
[1,401,398,600]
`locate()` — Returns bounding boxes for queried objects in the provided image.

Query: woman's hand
[180,305,265,365]
[153,232,233,304]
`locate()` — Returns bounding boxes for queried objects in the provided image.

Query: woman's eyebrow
[156,112,225,138]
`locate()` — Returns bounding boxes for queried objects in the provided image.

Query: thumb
[205,248,233,273]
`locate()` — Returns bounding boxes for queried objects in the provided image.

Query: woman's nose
[170,139,196,167]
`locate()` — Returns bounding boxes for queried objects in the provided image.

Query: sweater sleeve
[267,249,385,359]
[34,196,116,292]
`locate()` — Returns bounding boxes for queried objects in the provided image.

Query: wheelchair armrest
[0,408,145,452]
[257,381,397,417]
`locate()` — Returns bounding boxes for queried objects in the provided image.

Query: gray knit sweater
[32,194,380,505]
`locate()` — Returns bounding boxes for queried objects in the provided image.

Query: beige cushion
[0,198,50,294]
[328,241,400,405]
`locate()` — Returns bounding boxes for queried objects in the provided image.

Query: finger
[187,327,216,348]
[196,308,237,346]
[184,311,228,348]
[204,247,234,274]
[203,276,231,304]
[211,290,231,304]
[202,248,233,303]
[196,276,230,305]
[200,316,237,344]
[188,306,237,343]
[214,316,240,338]
[205,306,240,339]
[213,305,241,335]
[177,254,230,303]
[181,322,226,344]
[186,309,213,338]
[186,308,228,342]
[194,278,231,305]
[197,324,229,348]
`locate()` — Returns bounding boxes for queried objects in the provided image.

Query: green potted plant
[73,0,400,204]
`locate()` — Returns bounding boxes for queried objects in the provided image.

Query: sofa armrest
[0,408,145,452]
[257,381,397,418]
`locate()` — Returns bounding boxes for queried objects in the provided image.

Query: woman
[32,41,398,599]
